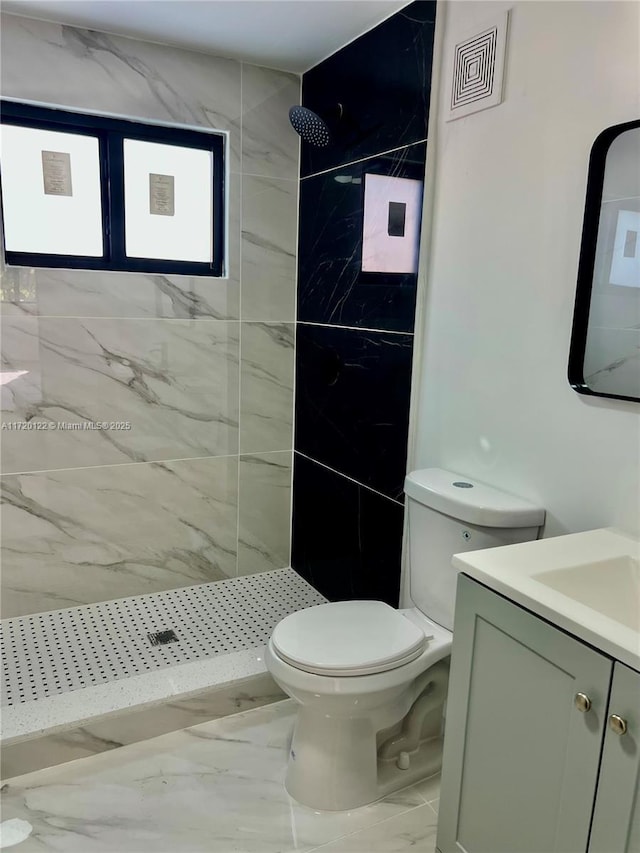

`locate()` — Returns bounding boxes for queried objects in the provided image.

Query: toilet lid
[271,600,427,677]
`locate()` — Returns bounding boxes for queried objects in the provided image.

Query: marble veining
[1,14,243,171]
[297,143,426,333]
[2,673,285,778]
[238,452,292,575]
[291,5,435,604]
[0,170,241,320]
[241,64,301,179]
[1,317,240,473]
[240,323,294,453]
[0,701,439,853]
[0,267,237,321]
[1,457,239,617]
[300,1,436,177]
[1,648,274,747]
[295,324,413,501]
[241,176,298,322]
[584,326,640,398]
[0,16,300,619]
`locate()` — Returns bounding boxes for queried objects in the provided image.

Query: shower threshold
[1,568,325,750]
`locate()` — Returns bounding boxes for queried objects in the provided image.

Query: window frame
[0,100,225,277]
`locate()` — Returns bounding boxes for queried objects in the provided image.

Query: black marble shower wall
[292,1,437,606]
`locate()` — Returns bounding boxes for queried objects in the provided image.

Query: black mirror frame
[568,118,640,403]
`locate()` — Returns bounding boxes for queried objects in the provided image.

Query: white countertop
[453,527,640,672]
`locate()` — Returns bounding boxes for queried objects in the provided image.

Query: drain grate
[147,629,179,647]
[1,568,325,706]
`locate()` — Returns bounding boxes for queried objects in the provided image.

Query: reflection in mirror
[569,120,640,402]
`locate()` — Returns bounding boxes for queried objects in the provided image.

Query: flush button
[453,481,473,488]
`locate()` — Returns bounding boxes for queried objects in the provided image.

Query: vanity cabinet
[436,575,640,853]
[589,661,640,852]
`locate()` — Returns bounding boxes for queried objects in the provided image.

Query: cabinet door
[589,662,640,853]
[437,575,613,853]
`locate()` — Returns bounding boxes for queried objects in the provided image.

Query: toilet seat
[271,600,427,677]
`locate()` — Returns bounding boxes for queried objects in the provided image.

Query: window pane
[123,139,213,263]
[0,125,104,256]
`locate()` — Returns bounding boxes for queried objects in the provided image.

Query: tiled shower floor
[1,569,326,744]
[0,701,441,853]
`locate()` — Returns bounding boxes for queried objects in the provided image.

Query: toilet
[266,468,545,811]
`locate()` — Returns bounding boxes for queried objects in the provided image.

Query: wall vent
[447,11,509,121]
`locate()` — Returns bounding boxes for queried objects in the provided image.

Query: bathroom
[0,0,638,850]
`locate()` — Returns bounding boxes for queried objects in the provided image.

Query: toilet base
[285,707,444,811]
[285,709,379,811]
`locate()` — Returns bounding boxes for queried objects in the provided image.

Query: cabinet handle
[575,692,592,712]
[609,714,628,736]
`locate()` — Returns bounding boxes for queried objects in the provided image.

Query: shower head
[289,104,344,147]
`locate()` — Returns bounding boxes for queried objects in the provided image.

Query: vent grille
[147,629,179,646]
[1,568,325,707]
[451,27,498,110]
[448,12,509,122]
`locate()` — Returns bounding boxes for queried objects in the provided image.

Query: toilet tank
[404,469,545,631]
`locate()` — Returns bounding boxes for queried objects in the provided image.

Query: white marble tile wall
[1,457,239,614]
[0,14,300,617]
[242,176,298,322]
[240,323,295,453]
[238,452,293,575]
[1,317,240,472]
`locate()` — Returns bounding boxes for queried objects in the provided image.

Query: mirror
[569,119,640,402]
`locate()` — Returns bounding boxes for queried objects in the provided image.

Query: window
[0,101,225,276]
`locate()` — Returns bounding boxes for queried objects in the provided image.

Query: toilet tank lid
[404,468,545,528]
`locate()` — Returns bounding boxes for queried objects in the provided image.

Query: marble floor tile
[413,771,441,805]
[306,803,439,853]
[240,322,294,454]
[1,456,238,617]
[242,63,301,179]
[241,175,298,322]
[0,701,429,853]
[1,317,239,473]
[238,451,292,575]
